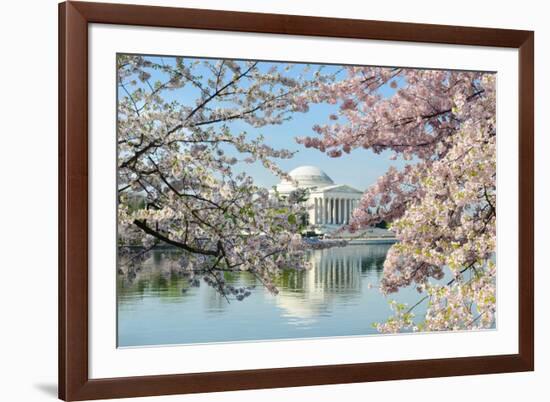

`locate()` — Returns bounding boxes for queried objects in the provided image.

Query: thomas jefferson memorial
[274,166,363,229]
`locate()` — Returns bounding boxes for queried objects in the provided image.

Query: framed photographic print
[59,1,534,400]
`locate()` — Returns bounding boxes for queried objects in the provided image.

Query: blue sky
[225,103,405,191]
[121,55,409,191]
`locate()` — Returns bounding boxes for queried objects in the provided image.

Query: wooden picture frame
[59,1,534,400]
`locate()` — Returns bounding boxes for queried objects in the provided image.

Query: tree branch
[133,219,218,256]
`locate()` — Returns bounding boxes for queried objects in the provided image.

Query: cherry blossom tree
[117,55,335,300]
[298,67,496,332]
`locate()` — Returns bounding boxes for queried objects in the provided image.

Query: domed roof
[276,165,334,193]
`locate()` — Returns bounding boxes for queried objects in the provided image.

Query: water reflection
[273,246,387,320]
[117,244,404,346]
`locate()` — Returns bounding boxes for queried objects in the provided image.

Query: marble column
[344,198,348,224]
[314,198,318,224]
[313,197,319,225]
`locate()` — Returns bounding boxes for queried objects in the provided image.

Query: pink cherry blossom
[299,67,496,332]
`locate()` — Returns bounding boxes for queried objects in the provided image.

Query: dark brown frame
[59,1,534,400]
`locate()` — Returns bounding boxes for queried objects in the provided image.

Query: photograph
[116,54,497,347]
[2,0,544,401]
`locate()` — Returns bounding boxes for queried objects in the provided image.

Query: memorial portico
[272,166,363,230]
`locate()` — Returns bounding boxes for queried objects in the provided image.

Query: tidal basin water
[117,243,425,347]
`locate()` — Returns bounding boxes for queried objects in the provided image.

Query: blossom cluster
[117,55,333,299]
[299,67,497,331]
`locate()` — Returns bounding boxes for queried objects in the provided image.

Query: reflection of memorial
[117,246,391,320]
[274,245,388,319]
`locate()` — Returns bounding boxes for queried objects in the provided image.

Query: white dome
[276,165,334,193]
